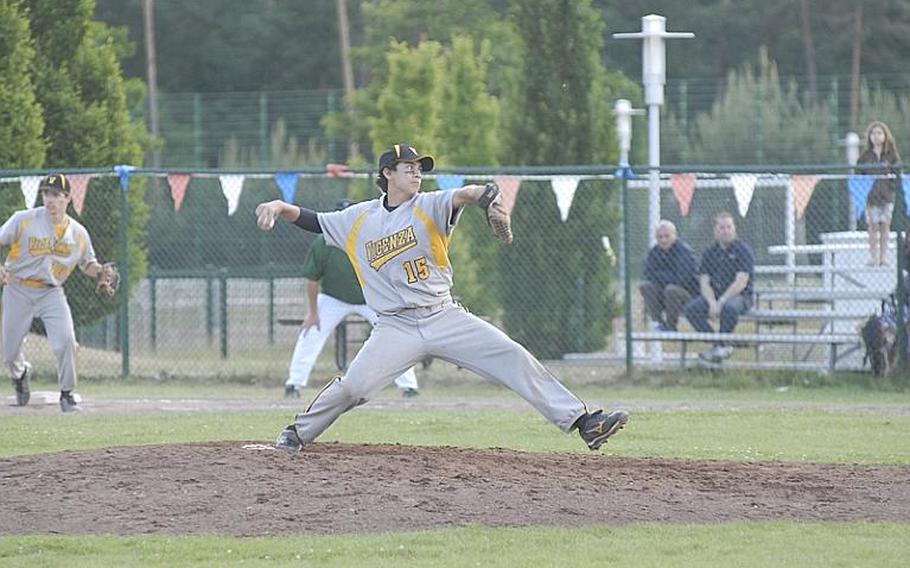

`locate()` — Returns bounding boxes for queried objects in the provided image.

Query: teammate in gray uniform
[0,174,117,412]
[255,143,629,452]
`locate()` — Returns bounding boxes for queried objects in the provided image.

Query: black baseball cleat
[577,409,629,450]
[284,385,301,399]
[59,390,80,413]
[401,387,419,398]
[12,365,31,407]
[275,425,303,454]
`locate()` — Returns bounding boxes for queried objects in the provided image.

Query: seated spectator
[639,220,698,331]
[684,211,755,362]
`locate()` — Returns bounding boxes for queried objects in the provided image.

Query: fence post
[193,93,203,167]
[220,270,228,359]
[206,270,214,346]
[622,174,633,374]
[150,270,157,352]
[268,270,275,345]
[259,91,269,165]
[118,173,131,378]
[895,169,908,374]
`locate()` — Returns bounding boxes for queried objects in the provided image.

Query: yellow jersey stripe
[7,215,34,262]
[345,211,368,288]
[413,206,449,269]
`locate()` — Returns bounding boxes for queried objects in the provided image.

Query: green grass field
[1,380,908,566]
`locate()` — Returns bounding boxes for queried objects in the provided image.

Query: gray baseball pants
[293,302,588,443]
[2,284,78,391]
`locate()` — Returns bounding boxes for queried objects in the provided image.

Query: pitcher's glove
[96,262,120,300]
[477,183,513,244]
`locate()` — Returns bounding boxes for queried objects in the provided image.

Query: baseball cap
[39,174,70,195]
[377,143,435,173]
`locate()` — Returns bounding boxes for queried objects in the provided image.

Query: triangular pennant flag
[551,176,581,222]
[790,175,819,220]
[614,166,636,179]
[20,176,41,209]
[275,172,299,203]
[68,174,91,215]
[167,173,191,212]
[436,175,464,190]
[325,163,353,177]
[848,175,874,220]
[114,164,135,192]
[219,174,245,216]
[730,174,757,217]
[671,174,696,216]
[494,176,521,215]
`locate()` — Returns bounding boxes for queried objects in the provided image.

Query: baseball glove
[477,183,513,244]
[96,262,120,300]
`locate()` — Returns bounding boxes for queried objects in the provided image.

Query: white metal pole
[648,104,661,247]
[785,178,796,285]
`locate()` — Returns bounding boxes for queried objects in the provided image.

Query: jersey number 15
[403,257,430,283]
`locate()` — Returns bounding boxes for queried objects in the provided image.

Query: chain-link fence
[1,164,906,384]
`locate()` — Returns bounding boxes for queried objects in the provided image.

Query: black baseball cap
[39,174,70,195]
[377,143,435,173]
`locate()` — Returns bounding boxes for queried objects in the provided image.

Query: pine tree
[500,0,633,358]
[26,0,150,327]
[0,0,45,219]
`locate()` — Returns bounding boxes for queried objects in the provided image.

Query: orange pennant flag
[671,174,696,216]
[493,176,521,216]
[168,173,191,211]
[67,174,91,215]
[325,163,353,177]
[790,175,819,220]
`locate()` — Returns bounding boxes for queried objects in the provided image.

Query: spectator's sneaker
[11,364,31,406]
[59,391,80,413]
[698,346,722,362]
[577,410,629,450]
[657,322,678,332]
[284,385,301,399]
[714,346,734,360]
[401,387,419,398]
[275,425,303,454]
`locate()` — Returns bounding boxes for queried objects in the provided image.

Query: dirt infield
[2,442,908,536]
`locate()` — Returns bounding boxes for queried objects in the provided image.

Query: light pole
[614,15,694,246]
[614,99,644,285]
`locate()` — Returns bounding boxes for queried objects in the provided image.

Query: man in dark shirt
[639,220,698,331]
[684,211,754,362]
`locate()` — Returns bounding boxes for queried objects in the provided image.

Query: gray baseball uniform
[0,207,96,391]
[289,190,588,443]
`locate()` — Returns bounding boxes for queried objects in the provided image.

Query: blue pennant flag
[614,166,636,179]
[436,175,464,190]
[276,172,299,203]
[847,175,874,220]
[114,165,135,192]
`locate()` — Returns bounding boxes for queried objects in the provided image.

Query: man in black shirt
[639,220,698,331]
[684,212,754,362]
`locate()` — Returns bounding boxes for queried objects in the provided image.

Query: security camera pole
[614,15,694,246]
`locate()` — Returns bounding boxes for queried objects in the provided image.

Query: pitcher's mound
[1,442,908,536]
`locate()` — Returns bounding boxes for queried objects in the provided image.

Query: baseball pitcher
[256,144,628,452]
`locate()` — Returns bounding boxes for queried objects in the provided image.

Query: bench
[754,288,891,302]
[631,330,860,372]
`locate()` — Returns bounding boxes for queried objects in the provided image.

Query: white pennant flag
[551,176,581,222]
[20,176,42,209]
[730,174,757,217]
[219,175,245,216]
